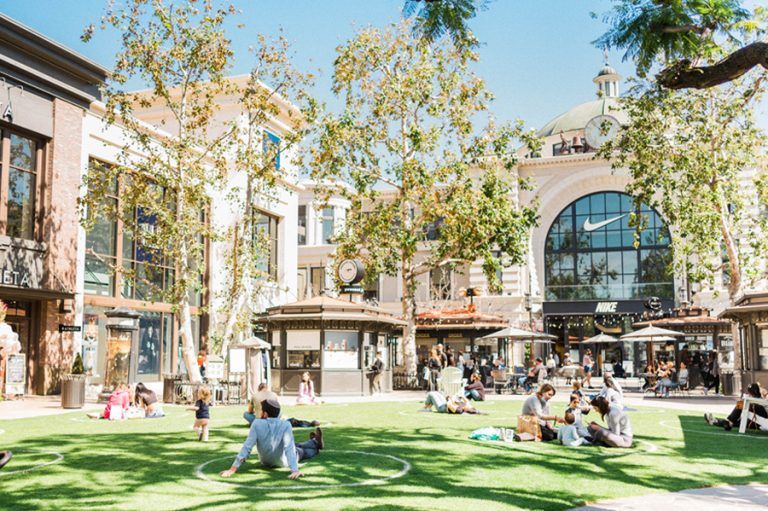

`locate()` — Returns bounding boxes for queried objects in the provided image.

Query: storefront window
[545,191,673,301]
[310,267,325,297]
[758,329,768,371]
[324,330,359,369]
[286,331,320,369]
[7,133,37,239]
[138,312,162,376]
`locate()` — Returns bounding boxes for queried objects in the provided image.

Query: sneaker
[704,413,714,425]
[0,451,12,470]
[198,429,204,441]
[313,427,324,450]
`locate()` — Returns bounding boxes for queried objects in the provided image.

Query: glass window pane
[7,168,35,239]
[85,255,115,296]
[138,312,162,375]
[10,134,34,171]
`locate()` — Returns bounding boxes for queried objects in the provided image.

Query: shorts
[584,365,592,373]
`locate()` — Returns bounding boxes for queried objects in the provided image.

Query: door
[3,300,33,392]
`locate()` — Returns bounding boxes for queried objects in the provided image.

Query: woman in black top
[134,382,165,418]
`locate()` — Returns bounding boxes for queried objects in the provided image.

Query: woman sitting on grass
[297,372,321,405]
[88,383,130,420]
[598,374,624,409]
[588,396,633,448]
[705,383,767,431]
[464,372,485,401]
[134,382,165,418]
[521,383,563,441]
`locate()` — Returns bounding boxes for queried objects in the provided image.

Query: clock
[584,115,620,148]
[337,259,364,284]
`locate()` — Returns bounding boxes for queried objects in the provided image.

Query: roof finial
[603,47,610,66]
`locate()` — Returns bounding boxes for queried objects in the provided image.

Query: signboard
[58,325,82,333]
[5,353,25,395]
[340,285,364,294]
[229,348,246,373]
[286,331,321,351]
[206,355,225,380]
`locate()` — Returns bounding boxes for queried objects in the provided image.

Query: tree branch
[657,42,768,90]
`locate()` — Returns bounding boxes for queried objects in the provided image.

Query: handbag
[517,415,542,441]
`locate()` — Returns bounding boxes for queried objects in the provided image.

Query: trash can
[721,372,734,396]
[61,374,86,409]
[163,374,182,403]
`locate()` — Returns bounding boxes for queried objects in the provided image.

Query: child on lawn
[189,386,212,442]
[557,412,590,447]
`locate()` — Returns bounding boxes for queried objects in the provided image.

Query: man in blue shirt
[220,398,323,480]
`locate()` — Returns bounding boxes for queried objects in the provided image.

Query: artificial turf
[1,398,767,510]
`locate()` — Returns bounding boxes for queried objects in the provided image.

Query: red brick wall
[38,98,82,393]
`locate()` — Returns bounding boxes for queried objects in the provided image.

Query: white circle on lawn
[0,428,5,435]
[398,410,512,420]
[0,451,64,477]
[195,449,411,490]
[659,419,768,439]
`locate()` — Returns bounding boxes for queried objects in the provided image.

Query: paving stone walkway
[569,484,768,510]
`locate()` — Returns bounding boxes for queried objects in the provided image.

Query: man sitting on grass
[220,399,323,480]
[0,450,11,470]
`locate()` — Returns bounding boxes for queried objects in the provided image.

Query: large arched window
[544,191,673,301]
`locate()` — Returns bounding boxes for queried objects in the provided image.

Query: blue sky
[2,0,765,131]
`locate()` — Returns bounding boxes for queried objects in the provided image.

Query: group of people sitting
[87,382,165,420]
[644,360,689,397]
[522,382,633,448]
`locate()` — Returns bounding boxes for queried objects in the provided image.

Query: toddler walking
[189,386,212,442]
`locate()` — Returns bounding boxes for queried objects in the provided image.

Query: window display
[286,331,320,369]
[324,330,359,369]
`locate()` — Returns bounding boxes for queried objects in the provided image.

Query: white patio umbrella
[620,325,684,343]
[580,333,619,344]
[481,327,557,342]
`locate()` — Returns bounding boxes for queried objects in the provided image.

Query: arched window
[544,192,673,301]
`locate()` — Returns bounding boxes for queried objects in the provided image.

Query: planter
[61,374,87,409]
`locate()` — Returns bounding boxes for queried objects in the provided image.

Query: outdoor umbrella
[620,325,684,343]
[481,327,556,342]
[580,333,619,344]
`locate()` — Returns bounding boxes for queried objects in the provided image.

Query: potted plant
[61,353,87,409]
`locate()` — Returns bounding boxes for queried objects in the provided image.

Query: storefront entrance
[2,300,34,392]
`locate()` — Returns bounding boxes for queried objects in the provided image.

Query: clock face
[338,259,359,284]
[584,115,620,148]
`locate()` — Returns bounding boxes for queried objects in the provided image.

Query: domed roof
[537,97,626,137]
[596,64,618,77]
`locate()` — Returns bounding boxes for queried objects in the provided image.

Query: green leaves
[598,74,767,299]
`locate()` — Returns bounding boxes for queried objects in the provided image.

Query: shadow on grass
[1,407,768,511]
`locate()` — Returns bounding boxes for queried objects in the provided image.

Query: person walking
[583,349,594,389]
[369,351,385,394]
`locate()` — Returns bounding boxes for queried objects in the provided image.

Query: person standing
[220,399,323,480]
[583,349,594,389]
[369,351,385,394]
[428,348,442,391]
[197,349,207,380]
[436,344,448,368]
[546,355,556,378]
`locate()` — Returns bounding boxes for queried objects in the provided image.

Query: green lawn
[1,398,767,510]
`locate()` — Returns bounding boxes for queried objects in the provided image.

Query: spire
[593,52,621,98]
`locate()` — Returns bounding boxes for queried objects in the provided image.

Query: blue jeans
[424,392,447,413]
[244,412,256,425]
[295,438,319,462]
[465,389,481,401]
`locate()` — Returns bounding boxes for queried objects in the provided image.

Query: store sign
[0,268,32,287]
[58,325,82,333]
[286,331,320,351]
[595,302,618,313]
[340,285,364,294]
[5,353,25,395]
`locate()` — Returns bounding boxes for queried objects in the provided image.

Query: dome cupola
[593,53,621,98]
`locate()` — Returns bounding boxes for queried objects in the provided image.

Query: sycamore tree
[595,0,768,89]
[598,74,768,388]
[82,0,314,380]
[309,21,540,375]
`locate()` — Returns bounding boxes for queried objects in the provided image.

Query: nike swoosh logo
[583,214,626,232]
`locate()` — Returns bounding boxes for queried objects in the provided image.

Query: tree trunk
[401,273,418,379]
[179,293,202,383]
[719,206,743,395]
